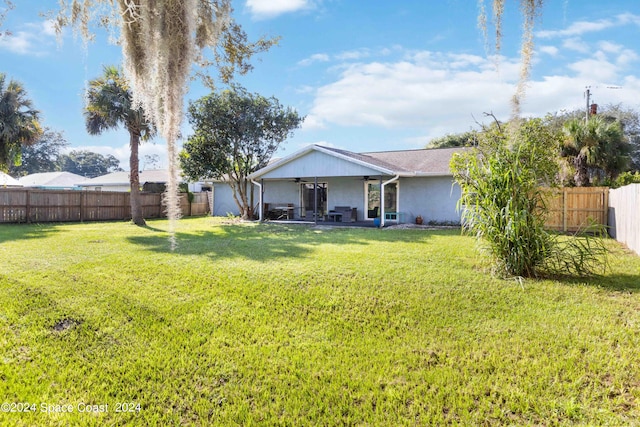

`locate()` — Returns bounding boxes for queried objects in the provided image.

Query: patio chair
[368,206,379,218]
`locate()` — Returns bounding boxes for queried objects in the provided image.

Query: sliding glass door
[300,182,327,218]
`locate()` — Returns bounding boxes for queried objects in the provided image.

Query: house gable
[254,147,393,180]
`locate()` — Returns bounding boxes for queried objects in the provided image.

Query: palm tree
[0,73,42,171]
[85,66,156,226]
[563,116,628,186]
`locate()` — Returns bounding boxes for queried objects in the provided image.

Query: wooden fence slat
[0,188,209,223]
[542,187,608,232]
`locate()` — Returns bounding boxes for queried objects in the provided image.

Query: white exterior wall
[258,176,460,223]
[261,180,304,218]
[210,182,259,217]
[261,177,373,220]
[211,183,240,216]
[398,176,461,224]
[82,185,130,192]
[325,177,366,220]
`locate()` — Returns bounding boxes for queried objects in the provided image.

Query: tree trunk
[229,176,251,220]
[129,131,146,226]
[573,153,589,187]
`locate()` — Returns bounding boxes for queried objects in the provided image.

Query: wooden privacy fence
[542,187,608,232]
[0,188,210,223]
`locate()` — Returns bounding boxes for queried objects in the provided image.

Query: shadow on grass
[559,273,640,293]
[128,222,445,261]
[0,223,64,244]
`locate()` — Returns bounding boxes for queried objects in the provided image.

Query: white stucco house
[18,172,85,189]
[1,171,22,188]
[237,144,466,226]
[77,169,190,192]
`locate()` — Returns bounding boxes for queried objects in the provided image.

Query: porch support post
[314,176,318,225]
[379,176,383,228]
[380,174,400,228]
[260,179,264,222]
[251,178,264,222]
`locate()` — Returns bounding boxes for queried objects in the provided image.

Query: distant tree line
[1,71,122,179]
[8,128,122,178]
[427,104,640,187]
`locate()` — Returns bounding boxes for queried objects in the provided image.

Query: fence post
[80,191,85,222]
[603,188,609,227]
[25,189,31,224]
[562,188,567,232]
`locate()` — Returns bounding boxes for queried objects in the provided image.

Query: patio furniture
[265,203,294,220]
[368,206,379,218]
[328,206,357,222]
[305,209,324,221]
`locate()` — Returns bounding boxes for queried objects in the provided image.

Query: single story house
[242,144,466,226]
[76,169,197,192]
[18,171,85,190]
[1,171,22,188]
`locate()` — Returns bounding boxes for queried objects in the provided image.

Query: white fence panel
[608,184,640,256]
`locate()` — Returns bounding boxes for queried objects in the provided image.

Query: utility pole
[585,87,591,122]
[584,85,622,122]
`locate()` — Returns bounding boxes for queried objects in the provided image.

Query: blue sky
[1,1,639,170]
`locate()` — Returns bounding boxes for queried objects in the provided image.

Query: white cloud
[246,0,313,19]
[537,14,640,40]
[537,18,616,39]
[300,114,325,131]
[335,48,371,61]
[302,44,640,142]
[562,37,589,53]
[305,54,521,132]
[0,20,56,56]
[539,45,559,56]
[598,41,623,54]
[616,49,639,67]
[617,13,640,26]
[295,85,316,94]
[297,53,329,67]
[568,58,619,82]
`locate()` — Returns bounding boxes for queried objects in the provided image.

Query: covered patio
[249,145,404,227]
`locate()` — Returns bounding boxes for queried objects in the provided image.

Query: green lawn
[1,217,639,426]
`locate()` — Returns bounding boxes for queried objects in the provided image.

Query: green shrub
[451,119,607,278]
[612,171,640,188]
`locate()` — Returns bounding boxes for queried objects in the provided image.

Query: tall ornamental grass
[451,118,607,278]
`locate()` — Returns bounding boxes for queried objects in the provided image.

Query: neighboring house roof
[77,169,184,187]
[77,171,130,186]
[249,144,469,179]
[1,172,23,187]
[18,171,86,188]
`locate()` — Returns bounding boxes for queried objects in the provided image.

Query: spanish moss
[477,0,544,118]
[56,0,231,248]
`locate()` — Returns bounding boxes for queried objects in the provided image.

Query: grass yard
[1,217,639,426]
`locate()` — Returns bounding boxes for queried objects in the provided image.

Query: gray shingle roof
[320,146,406,173]
[250,144,470,179]
[361,147,469,175]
